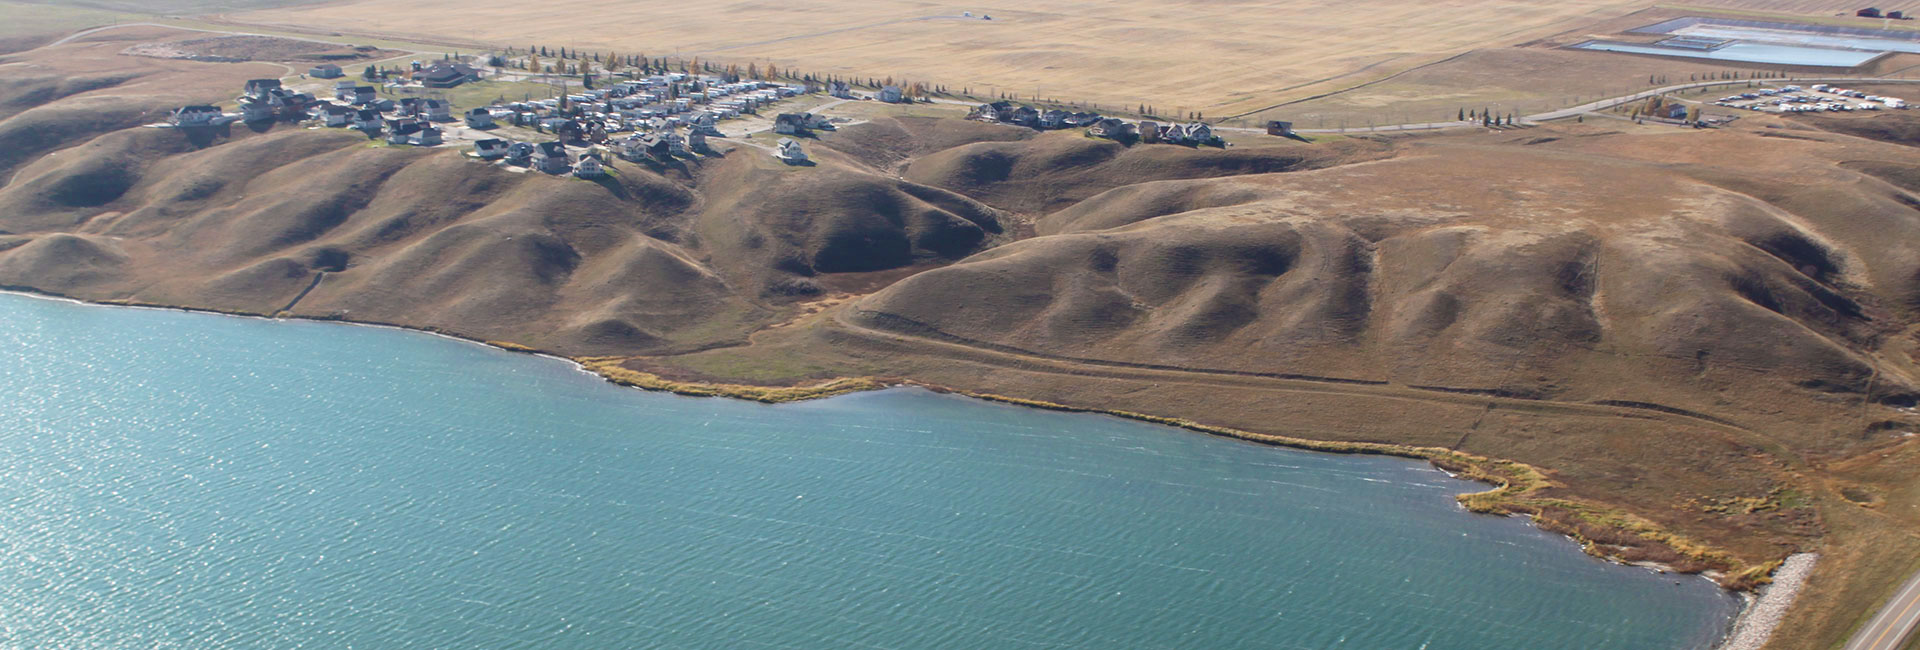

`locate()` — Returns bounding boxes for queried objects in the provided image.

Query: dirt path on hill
[822,307,1806,465]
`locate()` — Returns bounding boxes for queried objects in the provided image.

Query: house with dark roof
[505,141,536,164]
[170,105,223,127]
[533,141,571,173]
[465,108,495,129]
[418,63,480,89]
[423,99,452,122]
[353,108,383,131]
[776,137,808,163]
[244,78,282,98]
[387,118,422,145]
[316,102,354,127]
[474,138,510,159]
[309,63,344,79]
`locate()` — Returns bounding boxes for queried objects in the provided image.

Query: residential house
[829,81,854,98]
[556,119,588,144]
[877,85,905,103]
[413,125,443,146]
[1063,112,1101,127]
[419,63,480,88]
[776,137,808,163]
[244,78,282,99]
[310,63,344,78]
[1008,105,1040,127]
[575,147,608,177]
[351,86,377,105]
[334,80,359,100]
[169,105,223,127]
[1265,120,1294,136]
[388,118,422,145]
[504,141,536,164]
[1039,109,1068,129]
[398,97,426,117]
[1859,7,1882,17]
[272,91,317,120]
[533,141,571,173]
[772,112,828,134]
[353,108,383,131]
[687,129,707,152]
[473,138,510,159]
[316,103,354,127]
[969,100,1016,122]
[465,108,495,129]
[240,100,275,123]
[1163,122,1215,145]
[1138,120,1159,143]
[1088,117,1129,139]
[423,99,452,122]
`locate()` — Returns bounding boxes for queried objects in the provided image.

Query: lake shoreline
[0,286,1768,648]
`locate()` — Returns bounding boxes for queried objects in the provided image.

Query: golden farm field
[229,0,1654,115]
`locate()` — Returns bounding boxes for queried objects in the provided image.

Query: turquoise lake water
[0,292,1742,649]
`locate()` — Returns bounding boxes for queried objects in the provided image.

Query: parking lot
[1712,84,1908,114]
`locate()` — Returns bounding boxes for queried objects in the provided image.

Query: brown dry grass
[230,0,1654,115]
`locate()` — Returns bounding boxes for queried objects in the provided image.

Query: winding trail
[822,308,1805,465]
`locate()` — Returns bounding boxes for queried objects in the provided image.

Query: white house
[387,119,420,145]
[776,137,807,163]
[316,103,354,127]
[413,125,443,146]
[240,100,274,123]
[574,155,604,177]
[309,63,344,79]
[877,85,905,103]
[473,138,510,159]
[533,141,571,173]
[353,108,383,131]
[465,108,494,129]
[169,105,223,127]
[422,99,452,122]
[687,129,706,151]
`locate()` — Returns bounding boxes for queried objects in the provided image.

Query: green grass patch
[0,1,137,39]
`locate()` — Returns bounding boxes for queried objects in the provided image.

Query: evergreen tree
[1458,107,1465,121]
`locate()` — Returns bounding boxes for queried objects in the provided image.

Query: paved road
[1845,569,1920,650]
[1207,76,1920,134]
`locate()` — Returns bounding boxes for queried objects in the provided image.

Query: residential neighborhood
[167,60,833,177]
[969,100,1225,146]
